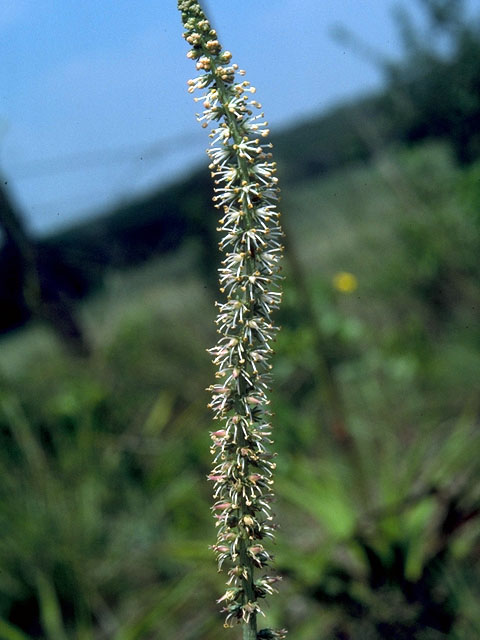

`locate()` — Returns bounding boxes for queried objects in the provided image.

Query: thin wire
[9,131,203,179]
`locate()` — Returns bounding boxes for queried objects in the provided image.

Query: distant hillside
[0,92,391,335]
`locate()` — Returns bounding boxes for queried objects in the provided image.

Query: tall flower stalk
[178,2,286,638]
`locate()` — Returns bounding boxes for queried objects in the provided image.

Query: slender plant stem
[178,2,287,637]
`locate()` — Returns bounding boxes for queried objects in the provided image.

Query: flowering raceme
[178,1,286,638]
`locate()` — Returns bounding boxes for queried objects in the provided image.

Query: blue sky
[1,1,418,234]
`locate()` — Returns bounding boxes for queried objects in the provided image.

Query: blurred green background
[1,2,480,638]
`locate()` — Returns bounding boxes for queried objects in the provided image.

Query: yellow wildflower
[333,271,358,293]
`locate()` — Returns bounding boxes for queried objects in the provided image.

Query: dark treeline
[0,170,216,336]
[1,0,479,337]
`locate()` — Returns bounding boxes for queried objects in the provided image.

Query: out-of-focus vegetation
[1,1,480,638]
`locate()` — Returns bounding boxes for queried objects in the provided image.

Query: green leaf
[0,620,30,640]
[35,572,68,640]
[277,466,356,539]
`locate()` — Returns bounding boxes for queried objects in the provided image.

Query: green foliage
[383,0,480,164]
[0,268,219,639]
[1,2,479,636]
[1,141,480,638]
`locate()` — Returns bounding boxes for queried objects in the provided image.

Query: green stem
[243,619,257,640]
[238,535,258,638]
[212,59,261,640]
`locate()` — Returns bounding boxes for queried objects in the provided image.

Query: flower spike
[178,2,286,638]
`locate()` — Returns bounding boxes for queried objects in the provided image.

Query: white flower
[179,1,286,636]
